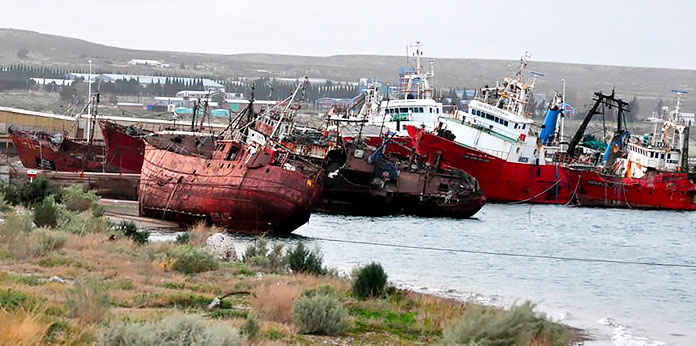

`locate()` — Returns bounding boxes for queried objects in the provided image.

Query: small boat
[314,133,485,218]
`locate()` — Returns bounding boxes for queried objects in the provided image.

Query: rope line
[307,236,696,269]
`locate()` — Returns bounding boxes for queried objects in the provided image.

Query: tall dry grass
[0,309,49,346]
[251,282,301,323]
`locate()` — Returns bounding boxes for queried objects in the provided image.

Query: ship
[138,81,324,234]
[315,133,485,218]
[98,121,150,174]
[568,90,696,210]
[405,54,579,204]
[9,93,116,173]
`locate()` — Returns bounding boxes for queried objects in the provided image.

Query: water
[247,204,694,345]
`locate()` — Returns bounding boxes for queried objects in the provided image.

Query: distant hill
[1,28,695,115]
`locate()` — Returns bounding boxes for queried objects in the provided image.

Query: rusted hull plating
[574,170,696,210]
[138,143,322,234]
[99,121,145,174]
[9,126,111,172]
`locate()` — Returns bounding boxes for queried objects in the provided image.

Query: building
[128,59,166,68]
[314,97,353,110]
[65,73,226,93]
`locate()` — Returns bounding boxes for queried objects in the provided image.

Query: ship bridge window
[437,108,440,114]
[429,107,433,113]
[401,108,408,113]
[661,153,665,159]
[226,146,240,161]
[504,120,509,127]
[419,107,424,113]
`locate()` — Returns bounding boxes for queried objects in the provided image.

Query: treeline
[224,78,359,101]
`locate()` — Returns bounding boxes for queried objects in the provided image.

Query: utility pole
[86,60,92,141]
[560,78,566,149]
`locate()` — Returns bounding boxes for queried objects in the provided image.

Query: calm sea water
[228,204,695,345]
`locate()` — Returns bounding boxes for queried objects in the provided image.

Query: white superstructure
[435,53,558,165]
[367,42,443,135]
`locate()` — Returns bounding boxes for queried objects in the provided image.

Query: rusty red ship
[99,121,149,174]
[9,126,113,173]
[138,131,322,234]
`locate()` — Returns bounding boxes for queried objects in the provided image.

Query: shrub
[172,246,219,275]
[58,184,104,216]
[251,283,300,323]
[116,220,149,244]
[285,242,324,275]
[0,178,55,207]
[175,232,190,244]
[32,195,69,228]
[57,211,109,235]
[240,315,260,338]
[352,262,388,300]
[442,302,573,346]
[293,294,348,336]
[0,210,34,258]
[0,289,36,310]
[99,313,245,346]
[243,237,285,273]
[0,192,11,212]
[33,228,68,256]
[65,280,110,323]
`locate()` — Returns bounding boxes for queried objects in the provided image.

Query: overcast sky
[1,0,694,69]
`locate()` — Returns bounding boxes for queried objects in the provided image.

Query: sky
[0,0,695,69]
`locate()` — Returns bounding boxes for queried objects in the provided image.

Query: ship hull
[99,121,145,174]
[314,141,485,218]
[138,142,321,234]
[406,127,578,204]
[574,170,696,210]
[9,126,111,173]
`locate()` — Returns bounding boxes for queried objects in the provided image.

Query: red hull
[405,126,579,204]
[9,126,112,173]
[574,170,696,210]
[99,122,145,174]
[138,141,322,234]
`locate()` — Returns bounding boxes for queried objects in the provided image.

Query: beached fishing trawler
[407,54,579,204]
[98,121,150,174]
[568,90,696,210]
[138,84,324,234]
[315,133,485,218]
[366,41,443,135]
[9,93,118,173]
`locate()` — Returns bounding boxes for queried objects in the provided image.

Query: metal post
[560,79,566,149]
[86,60,92,141]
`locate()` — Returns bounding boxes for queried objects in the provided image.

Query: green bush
[442,302,573,346]
[0,178,55,207]
[285,242,325,275]
[175,232,190,244]
[33,228,68,256]
[172,246,219,275]
[99,313,245,346]
[57,211,109,235]
[32,195,69,228]
[352,262,388,300]
[240,315,260,338]
[116,220,149,244]
[58,184,104,216]
[0,192,11,212]
[243,237,285,273]
[65,280,110,323]
[293,294,348,336]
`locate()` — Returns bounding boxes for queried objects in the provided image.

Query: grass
[251,282,300,324]
[0,193,578,345]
